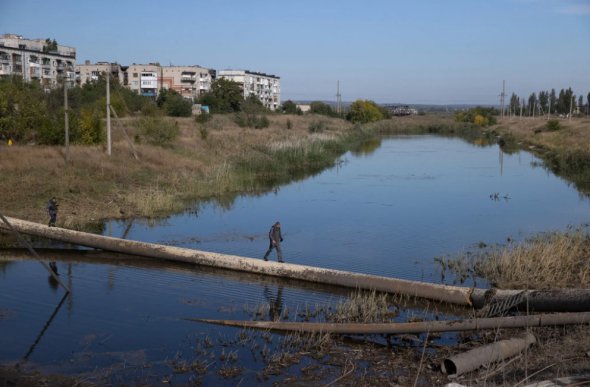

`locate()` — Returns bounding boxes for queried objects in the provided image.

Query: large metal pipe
[190,312,590,334]
[441,333,536,377]
[0,216,474,305]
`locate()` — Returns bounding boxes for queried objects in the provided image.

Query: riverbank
[0,114,358,231]
[3,113,588,231]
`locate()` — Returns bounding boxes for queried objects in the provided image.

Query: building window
[133,73,138,78]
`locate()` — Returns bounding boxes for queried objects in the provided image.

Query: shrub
[138,116,180,146]
[546,119,561,131]
[234,112,269,129]
[286,119,292,130]
[308,120,326,133]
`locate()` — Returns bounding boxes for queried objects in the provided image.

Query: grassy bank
[0,114,366,229]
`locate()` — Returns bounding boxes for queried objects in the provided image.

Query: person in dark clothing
[47,197,58,227]
[263,221,284,262]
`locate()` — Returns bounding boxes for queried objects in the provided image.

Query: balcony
[0,64,12,75]
[30,68,41,78]
[181,75,196,83]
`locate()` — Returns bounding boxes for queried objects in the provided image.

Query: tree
[346,100,384,123]
[156,89,192,117]
[549,88,557,115]
[282,100,301,115]
[454,106,497,126]
[509,93,520,116]
[538,91,548,114]
[309,101,334,116]
[527,93,537,116]
[197,78,243,113]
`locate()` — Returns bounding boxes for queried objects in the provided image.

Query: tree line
[508,88,590,117]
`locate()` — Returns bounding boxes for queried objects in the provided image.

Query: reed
[456,228,590,289]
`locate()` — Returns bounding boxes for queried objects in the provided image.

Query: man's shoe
[263,257,268,261]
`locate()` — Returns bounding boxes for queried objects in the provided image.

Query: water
[1,135,589,383]
[108,135,589,282]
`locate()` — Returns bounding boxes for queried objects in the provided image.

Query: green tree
[309,101,334,116]
[527,93,537,116]
[346,100,384,123]
[197,78,243,113]
[454,106,497,126]
[549,88,557,115]
[156,89,192,117]
[509,93,520,115]
[282,100,300,114]
[538,91,548,114]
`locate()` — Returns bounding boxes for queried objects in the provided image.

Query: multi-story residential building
[75,60,126,86]
[0,34,76,90]
[161,65,215,100]
[125,64,161,97]
[217,70,281,110]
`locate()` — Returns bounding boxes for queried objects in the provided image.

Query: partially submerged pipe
[189,311,590,334]
[0,216,474,305]
[3,216,590,311]
[441,333,536,377]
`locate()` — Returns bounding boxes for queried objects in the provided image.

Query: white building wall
[0,34,76,90]
[218,69,281,111]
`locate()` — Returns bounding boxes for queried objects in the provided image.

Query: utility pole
[64,78,69,163]
[106,72,112,156]
[569,94,574,121]
[548,96,551,120]
[500,80,506,120]
[336,81,342,115]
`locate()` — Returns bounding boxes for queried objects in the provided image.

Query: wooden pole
[106,73,111,156]
[64,79,69,163]
[0,214,70,293]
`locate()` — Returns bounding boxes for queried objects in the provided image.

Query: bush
[138,116,180,146]
[308,120,326,133]
[455,107,498,126]
[546,119,561,131]
[234,112,270,129]
[346,100,384,123]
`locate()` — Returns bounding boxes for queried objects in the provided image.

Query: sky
[1,0,589,104]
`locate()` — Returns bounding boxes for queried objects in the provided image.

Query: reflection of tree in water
[263,284,284,321]
[351,138,382,156]
[0,261,13,274]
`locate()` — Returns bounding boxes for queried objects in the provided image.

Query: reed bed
[472,229,590,289]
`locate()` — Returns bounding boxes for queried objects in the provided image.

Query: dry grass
[472,229,590,289]
[494,116,590,152]
[0,114,352,228]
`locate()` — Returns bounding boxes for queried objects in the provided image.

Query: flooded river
[1,135,589,384]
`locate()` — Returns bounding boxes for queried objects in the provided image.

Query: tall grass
[468,229,590,289]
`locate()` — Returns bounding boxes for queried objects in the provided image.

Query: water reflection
[263,284,284,321]
[351,138,382,156]
[23,292,69,361]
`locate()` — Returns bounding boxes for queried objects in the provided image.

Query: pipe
[3,217,590,312]
[0,216,474,305]
[441,333,536,377]
[470,288,590,312]
[189,311,590,334]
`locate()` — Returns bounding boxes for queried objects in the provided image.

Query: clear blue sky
[1,0,589,104]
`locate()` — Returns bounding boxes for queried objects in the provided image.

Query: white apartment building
[75,61,126,86]
[161,65,215,100]
[218,70,281,110]
[0,34,76,90]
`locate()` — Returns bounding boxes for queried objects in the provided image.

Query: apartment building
[161,66,215,100]
[218,70,281,110]
[0,34,76,90]
[75,60,126,86]
[125,64,161,97]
